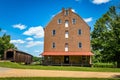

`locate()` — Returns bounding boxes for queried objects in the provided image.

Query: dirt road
[0,67,120,78]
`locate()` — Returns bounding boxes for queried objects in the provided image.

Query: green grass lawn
[0,62,120,72]
[0,77,119,80]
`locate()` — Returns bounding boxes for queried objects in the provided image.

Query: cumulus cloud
[34,50,40,53]
[83,17,93,23]
[26,37,33,41]
[12,24,26,30]
[23,26,44,38]
[10,39,25,44]
[71,9,76,13]
[26,41,43,48]
[92,0,110,4]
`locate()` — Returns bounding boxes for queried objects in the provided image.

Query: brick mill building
[42,8,93,66]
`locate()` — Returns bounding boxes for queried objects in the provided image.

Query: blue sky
[0,0,119,56]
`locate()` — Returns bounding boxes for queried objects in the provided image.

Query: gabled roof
[6,49,33,56]
[42,52,93,56]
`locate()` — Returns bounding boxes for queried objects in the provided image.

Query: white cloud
[83,17,93,23]
[52,15,55,18]
[23,26,44,38]
[34,50,40,53]
[10,39,25,44]
[13,24,26,30]
[92,0,110,4]
[26,41,43,48]
[26,37,33,41]
[71,9,76,13]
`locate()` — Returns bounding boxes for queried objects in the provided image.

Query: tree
[0,31,17,59]
[91,6,120,68]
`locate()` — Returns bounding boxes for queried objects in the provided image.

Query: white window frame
[58,19,62,24]
[65,10,69,16]
[65,31,69,38]
[65,43,68,52]
[52,30,56,36]
[78,29,81,35]
[52,42,55,48]
[65,20,69,27]
[78,42,82,48]
[72,18,76,24]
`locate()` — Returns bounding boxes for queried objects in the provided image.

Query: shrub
[93,63,116,68]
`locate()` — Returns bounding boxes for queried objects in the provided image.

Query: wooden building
[4,49,33,64]
[42,8,93,66]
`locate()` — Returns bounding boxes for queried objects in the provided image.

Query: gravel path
[0,67,120,78]
[0,67,11,72]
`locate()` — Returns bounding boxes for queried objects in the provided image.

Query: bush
[93,63,116,68]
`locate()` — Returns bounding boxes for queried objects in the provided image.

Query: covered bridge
[4,49,33,64]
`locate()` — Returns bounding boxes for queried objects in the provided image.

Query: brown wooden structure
[4,49,33,64]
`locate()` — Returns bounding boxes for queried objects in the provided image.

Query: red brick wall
[44,8,91,52]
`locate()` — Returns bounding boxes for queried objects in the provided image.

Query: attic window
[65,10,69,16]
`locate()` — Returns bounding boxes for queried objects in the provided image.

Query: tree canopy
[91,6,120,68]
[0,29,17,59]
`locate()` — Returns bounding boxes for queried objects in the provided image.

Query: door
[64,56,69,64]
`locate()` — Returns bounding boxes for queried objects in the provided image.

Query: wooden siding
[4,49,32,64]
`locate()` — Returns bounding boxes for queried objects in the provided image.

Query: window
[52,42,55,48]
[65,10,69,16]
[65,31,69,38]
[72,18,76,24]
[78,29,81,35]
[58,19,62,24]
[52,30,56,36]
[65,43,68,52]
[65,20,69,27]
[78,42,82,48]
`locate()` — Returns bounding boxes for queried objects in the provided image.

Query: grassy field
[0,62,120,72]
[0,77,119,80]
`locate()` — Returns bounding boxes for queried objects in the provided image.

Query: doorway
[6,51,14,60]
[64,56,69,64]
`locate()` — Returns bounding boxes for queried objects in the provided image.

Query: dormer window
[65,10,69,16]
[58,19,62,24]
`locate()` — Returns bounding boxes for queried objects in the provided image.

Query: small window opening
[65,43,68,51]
[52,30,56,36]
[65,20,69,27]
[52,42,56,48]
